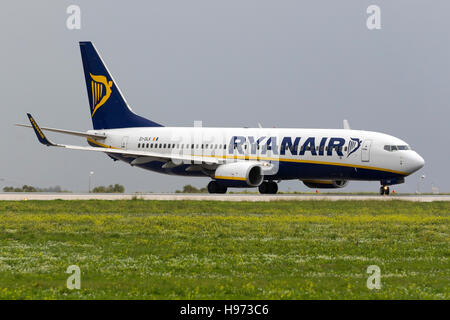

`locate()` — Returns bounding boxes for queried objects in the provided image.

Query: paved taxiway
[0,193,448,202]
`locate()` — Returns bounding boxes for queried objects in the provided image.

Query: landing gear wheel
[217,184,227,194]
[207,181,227,194]
[258,182,270,194]
[268,181,278,194]
[208,181,218,194]
[380,186,390,195]
[259,181,278,194]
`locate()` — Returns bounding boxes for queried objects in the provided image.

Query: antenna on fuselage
[343,119,351,130]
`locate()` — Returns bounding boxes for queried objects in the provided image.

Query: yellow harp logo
[90,73,113,117]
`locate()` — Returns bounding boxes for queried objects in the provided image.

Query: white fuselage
[86,127,425,184]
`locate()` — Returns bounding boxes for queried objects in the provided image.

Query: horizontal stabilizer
[16,123,106,140]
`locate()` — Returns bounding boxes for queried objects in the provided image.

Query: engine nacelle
[302,179,349,189]
[214,162,264,187]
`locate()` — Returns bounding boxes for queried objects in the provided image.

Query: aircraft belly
[268,160,403,181]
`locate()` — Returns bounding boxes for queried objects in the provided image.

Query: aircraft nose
[408,152,425,173]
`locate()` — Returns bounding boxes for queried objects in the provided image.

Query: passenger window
[146,143,149,148]
[138,143,141,148]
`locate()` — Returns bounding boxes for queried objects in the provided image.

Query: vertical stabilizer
[79,41,162,129]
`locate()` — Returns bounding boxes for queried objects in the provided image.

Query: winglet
[26,113,56,146]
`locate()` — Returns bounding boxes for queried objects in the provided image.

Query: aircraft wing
[22,113,222,165]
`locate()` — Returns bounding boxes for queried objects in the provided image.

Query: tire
[380,186,390,195]
[268,181,278,194]
[207,181,218,194]
[217,185,227,194]
[258,182,269,194]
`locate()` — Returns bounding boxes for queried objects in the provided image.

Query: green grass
[0,200,448,299]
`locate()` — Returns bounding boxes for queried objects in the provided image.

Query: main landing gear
[258,181,278,194]
[380,185,390,195]
[207,180,279,194]
[207,181,227,194]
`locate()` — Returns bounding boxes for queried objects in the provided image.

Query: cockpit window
[384,145,410,152]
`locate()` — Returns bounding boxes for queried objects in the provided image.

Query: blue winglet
[26,113,55,146]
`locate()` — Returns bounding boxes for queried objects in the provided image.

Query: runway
[0,193,448,202]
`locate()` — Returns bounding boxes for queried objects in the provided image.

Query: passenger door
[361,140,372,162]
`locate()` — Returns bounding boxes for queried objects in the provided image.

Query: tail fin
[79,41,162,129]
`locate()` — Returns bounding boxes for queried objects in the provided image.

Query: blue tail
[79,41,163,130]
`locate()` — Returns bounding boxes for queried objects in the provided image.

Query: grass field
[0,200,448,299]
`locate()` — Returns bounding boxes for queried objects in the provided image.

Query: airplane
[18,41,425,195]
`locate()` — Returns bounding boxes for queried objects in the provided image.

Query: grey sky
[1,1,448,193]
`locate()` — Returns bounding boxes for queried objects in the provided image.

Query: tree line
[2,184,125,193]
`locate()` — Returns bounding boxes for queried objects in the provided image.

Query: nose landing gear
[380,185,390,195]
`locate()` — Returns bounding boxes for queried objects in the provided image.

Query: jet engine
[214,162,264,187]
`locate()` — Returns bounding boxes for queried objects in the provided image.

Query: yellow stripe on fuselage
[195,154,408,176]
[86,137,120,149]
[214,176,247,181]
[302,179,334,184]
